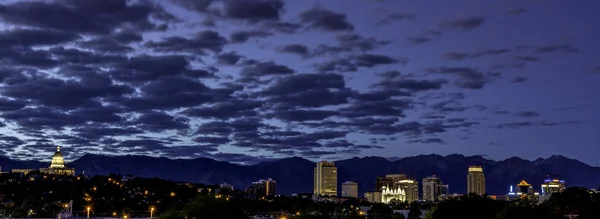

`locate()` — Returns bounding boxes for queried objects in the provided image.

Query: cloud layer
[0,0,597,164]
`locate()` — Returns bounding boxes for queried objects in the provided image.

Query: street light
[86,206,91,218]
[150,207,155,218]
[123,215,128,219]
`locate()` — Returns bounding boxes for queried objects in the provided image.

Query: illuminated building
[220,182,234,191]
[541,178,565,195]
[422,176,442,202]
[11,169,34,175]
[381,185,406,203]
[397,179,419,202]
[364,191,382,203]
[39,147,75,176]
[245,178,276,197]
[467,166,485,195]
[539,178,565,202]
[506,180,539,202]
[341,181,358,198]
[376,174,406,192]
[314,161,337,196]
[374,174,418,202]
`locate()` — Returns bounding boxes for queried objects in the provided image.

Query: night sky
[0,0,598,165]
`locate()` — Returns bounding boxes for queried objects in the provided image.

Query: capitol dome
[50,146,65,168]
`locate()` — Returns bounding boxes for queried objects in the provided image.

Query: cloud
[229,30,273,43]
[407,30,442,45]
[511,77,528,83]
[240,61,295,77]
[443,16,486,31]
[441,52,468,61]
[216,52,245,65]
[493,121,580,129]
[299,8,354,32]
[312,34,390,56]
[0,0,589,162]
[221,0,284,23]
[276,44,310,58]
[425,67,501,89]
[514,111,540,118]
[376,13,416,26]
[0,0,174,34]
[315,54,405,72]
[145,31,228,54]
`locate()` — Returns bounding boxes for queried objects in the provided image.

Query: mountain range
[1,154,599,196]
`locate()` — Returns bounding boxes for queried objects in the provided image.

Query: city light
[150,206,155,218]
[86,206,91,218]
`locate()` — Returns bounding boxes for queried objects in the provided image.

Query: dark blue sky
[0,0,598,165]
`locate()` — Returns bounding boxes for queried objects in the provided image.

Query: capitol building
[12,146,75,176]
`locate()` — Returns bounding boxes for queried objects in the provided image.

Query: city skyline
[0,0,598,165]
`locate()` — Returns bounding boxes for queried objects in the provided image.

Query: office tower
[541,178,566,195]
[245,178,276,197]
[467,166,486,194]
[314,161,337,196]
[397,179,419,202]
[342,181,359,198]
[422,176,442,202]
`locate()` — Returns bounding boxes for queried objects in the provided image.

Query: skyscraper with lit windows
[314,161,337,196]
[467,166,485,194]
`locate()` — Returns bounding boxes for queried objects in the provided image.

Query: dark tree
[407,202,422,219]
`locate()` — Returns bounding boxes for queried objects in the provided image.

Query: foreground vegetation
[0,172,599,218]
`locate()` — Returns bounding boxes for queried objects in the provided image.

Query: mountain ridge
[1,153,599,196]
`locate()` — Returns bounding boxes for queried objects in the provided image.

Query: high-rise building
[245,178,276,197]
[314,161,337,196]
[467,166,486,195]
[422,176,442,202]
[541,178,566,195]
[398,179,419,202]
[341,181,359,198]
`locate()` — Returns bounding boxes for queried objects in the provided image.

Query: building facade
[507,180,539,202]
[422,176,442,202]
[375,174,418,202]
[364,191,382,203]
[467,166,485,195]
[341,181,358,198]
[541,178,566,195]
[245,178,276,197]
[397,179,419,202]
[314,161,337,196]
